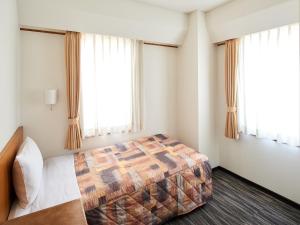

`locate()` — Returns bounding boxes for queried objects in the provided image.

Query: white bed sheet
[9,154,81,219]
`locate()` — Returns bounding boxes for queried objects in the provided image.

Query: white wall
[216,46,300,204]
[176,12,199,151]
[197,12,219,168]
[21,32,68,158]
[206,0,299,43]
[18,0,187,45]
[176,11,219,168]
[21,31,178,158]
[0,0,20,150]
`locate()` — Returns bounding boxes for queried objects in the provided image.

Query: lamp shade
[45,89,58,105]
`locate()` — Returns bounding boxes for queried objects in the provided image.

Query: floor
[166,169,300,225]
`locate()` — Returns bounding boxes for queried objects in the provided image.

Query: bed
[2,128,212,225]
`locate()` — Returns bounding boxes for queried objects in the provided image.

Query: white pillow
[12,137,43,208]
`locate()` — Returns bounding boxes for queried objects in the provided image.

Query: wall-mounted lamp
[45,89,58,111]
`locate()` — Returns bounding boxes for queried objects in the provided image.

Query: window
[80,33,142,137]
[238,23,300,146]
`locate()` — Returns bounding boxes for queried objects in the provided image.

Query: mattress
[75,134,212,225]
[9,154,81,219]
[9,134,212,224]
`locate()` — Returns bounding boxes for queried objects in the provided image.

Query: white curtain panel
[238,23,300,146]
[80,33,142,137]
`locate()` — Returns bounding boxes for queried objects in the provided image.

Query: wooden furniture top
[0,127,23,224]
[3,200,87,225]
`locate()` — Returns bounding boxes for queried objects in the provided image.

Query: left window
[80,33,142,137]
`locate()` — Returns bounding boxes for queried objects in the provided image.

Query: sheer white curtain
[80,33,142,137]
[238,23,300,146]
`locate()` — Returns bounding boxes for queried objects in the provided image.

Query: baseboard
[212,166,220,172]
[213,166,300,209]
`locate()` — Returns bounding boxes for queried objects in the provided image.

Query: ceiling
[134,0,232,13]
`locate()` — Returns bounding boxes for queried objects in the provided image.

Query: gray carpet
[166,169,300,225]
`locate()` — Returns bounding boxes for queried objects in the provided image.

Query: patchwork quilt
[74,134,212,225]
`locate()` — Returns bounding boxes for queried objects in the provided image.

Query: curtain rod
[20,27,178,48]
[216,41,225,46]
[20,28,66,35]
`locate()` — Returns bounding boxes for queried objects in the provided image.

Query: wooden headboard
[0,127,23,224]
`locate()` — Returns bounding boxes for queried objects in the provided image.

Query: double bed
[2,128,212,225]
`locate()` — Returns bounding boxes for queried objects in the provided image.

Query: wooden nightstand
[4,200,87,225]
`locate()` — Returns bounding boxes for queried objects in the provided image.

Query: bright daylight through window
[238,23,300,146]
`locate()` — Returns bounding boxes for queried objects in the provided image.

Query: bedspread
[74,134,212,225]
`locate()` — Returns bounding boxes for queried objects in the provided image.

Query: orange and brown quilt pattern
[74,134,212,225]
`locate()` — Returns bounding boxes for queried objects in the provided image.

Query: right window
[237,23,300,146]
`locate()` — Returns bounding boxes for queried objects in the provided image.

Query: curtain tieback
[68,117,79,125]
[227,107,237,112]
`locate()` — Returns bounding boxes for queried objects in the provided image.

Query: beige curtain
[225,39,239,139]
[64,32,82,149]
[131,40,143,132]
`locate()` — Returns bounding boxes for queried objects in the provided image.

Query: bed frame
[0,127,23,224]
